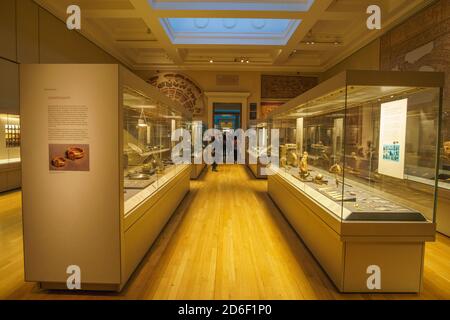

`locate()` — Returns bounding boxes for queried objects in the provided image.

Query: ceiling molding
[34,0,432,73]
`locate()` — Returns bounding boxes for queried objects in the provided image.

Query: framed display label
[378,98,408,179]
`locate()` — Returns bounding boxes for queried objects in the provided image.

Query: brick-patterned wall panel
[380,0,450,166]
[380,0,450,149]
[261,75,318,100]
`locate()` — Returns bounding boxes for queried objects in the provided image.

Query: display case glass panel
[268,77,442,222]
[440,112,450,185]
[189,120,207,158]
[248,122,269,158]
[0,113,21,165]
[122,87,189,215]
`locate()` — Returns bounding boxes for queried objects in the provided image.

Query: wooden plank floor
[1,165,450,299]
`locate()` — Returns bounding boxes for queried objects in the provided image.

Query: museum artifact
[66,147,85,160]
[313,173,328,185]
[51,157,66,168]
[298,151,310,180]
[329,162,343,188]
[444,141,450,159]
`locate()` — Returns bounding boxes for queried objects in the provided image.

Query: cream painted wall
[0,1,17,62]
[320,39,381,82]
[136,70,263,127]
[0,0,122,192]
[0,0,121,115]
[187,70,262,127]
[0,59,19,114]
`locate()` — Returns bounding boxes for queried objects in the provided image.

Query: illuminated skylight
[160,18,301,45]
[150,0,315,12]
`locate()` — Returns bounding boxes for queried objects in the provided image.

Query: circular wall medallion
[194,18,209,29]
[251,19,266,30]
[223,18,237,29]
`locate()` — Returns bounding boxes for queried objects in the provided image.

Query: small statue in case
[298,152,310,181]
[329,163,343,188]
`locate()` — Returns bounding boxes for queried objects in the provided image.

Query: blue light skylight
[160,18,301,46]
[150,0,315,12]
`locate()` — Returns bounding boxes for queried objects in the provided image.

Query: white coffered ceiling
[34,0,433,72]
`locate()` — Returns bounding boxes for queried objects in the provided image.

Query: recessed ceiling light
[209,59,214,63]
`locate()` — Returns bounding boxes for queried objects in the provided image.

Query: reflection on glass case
[122,87,191,214]
[249,122,269,155]
[189,120,207,156]
[246,122,270,179]
[268,71,444,222]
[0,114,21,165]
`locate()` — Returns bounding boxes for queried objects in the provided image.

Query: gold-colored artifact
[329,163,342,174]
[329,163,343,188]
[286,150,298,167]
[66,147,85,161]
[444,141,450,159]
[313,173,328,185]
[51,157,66,168]
[299,151,310,179]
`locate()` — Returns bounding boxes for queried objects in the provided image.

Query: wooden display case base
[122,165,191,289]
[247,163,267,179]
[268,170,435,293]
[191,163,206,180]
[0,162,21,193]
[39,282,121,292]
[437,188,450,236]
[28,166,191,292]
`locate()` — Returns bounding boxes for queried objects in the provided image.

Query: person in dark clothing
[211,136,218,172]
[223,132,227,163]
[233,136,238,164]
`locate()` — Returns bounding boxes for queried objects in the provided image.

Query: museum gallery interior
[0,0,449,300]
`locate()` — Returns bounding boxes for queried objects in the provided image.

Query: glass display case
[437,110,450,236]
[268,71,443,222]
[122,87,191,214]
[439,116,450,184]
[0,113,21,165]
[0,113,21,193]
[188,120,207,179]
[266,70,444,293]
[247,121,269,178]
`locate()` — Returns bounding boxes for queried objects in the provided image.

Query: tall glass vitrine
[266,70,444,293]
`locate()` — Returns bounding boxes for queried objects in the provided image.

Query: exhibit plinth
[21,64,192,291]
[268,167,435,293]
